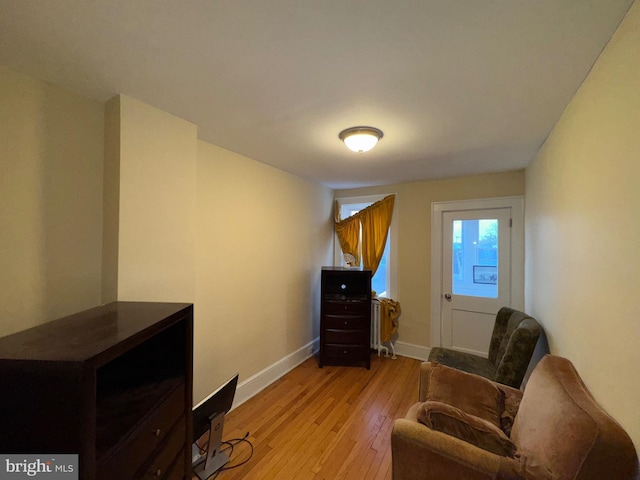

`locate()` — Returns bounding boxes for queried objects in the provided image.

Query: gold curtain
[334,195,395,274]
[334,214,361,266]
[359,195,395,276]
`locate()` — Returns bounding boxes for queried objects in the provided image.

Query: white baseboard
[232,338,429,410]
[232,337,319,410]
[394,341,431,361]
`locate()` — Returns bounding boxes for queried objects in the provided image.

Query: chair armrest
[391,419,522,480]
[495,319,541,388]
[418,362,433,401]
[496,383,523,399]
[488,307,516,365]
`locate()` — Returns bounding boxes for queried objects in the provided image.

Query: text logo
[0,455,77,479]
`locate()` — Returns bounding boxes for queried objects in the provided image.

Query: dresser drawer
[324,328,369,345]
[323,344,369,362]
[135,417,186,479]
[323,315,369,330]
[98,383,185,480]
[323,301,369,315]
[162,449,186,480]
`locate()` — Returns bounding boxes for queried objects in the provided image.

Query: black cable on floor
[203,432,254,480]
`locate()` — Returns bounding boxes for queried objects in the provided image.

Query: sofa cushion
[426,363,504,427]
[417,401,518,458]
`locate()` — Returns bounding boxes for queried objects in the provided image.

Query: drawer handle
[343,350,347,354]
[344,321,348,325]
[154,468,162,477]
[153,428,162,437]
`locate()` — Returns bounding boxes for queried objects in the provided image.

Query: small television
[192,373,239,480]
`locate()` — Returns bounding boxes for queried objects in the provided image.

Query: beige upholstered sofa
[391,355,639,480]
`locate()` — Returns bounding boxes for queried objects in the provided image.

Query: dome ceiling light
[338,126,384,153]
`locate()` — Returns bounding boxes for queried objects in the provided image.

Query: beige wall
[1,70,333,406]
[525,1,640,452]
[0,66,104,336]
[103,95,198,303]
[336,171,524,349]
[102,96,334,403]
[194,141,333,403]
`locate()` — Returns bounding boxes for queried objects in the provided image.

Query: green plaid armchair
[428,307,541,388]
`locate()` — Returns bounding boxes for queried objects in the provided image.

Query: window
[334,195,396,298]
[452,218,499,298]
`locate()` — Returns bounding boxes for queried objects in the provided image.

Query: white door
[431,198,524,357]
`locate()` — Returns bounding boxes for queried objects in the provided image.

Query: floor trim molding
[233,337,319,409]
[233,338,430,410]
[394,341,431,361]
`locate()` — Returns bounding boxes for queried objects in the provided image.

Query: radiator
[371,297,396,359]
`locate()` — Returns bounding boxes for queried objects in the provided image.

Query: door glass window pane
[452,219,498,298]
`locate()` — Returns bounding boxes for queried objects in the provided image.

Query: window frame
[333,194,398,299]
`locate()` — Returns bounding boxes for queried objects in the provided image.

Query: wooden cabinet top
[0,302,193,366]
[321,266,372,272]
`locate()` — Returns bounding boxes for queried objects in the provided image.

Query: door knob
[444,293,452,301]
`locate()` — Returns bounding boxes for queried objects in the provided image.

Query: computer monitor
[192,373,239,480]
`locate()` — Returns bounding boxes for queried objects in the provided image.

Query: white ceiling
[0,0,634,189]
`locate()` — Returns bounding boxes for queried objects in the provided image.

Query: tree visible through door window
[452,219,498,298]
[337,199,392,298]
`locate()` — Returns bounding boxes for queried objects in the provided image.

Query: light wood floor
[196,354,421,480]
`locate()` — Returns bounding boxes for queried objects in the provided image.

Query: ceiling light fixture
[339,126,384,153]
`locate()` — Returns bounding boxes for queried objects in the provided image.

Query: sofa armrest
[391,419,522,480]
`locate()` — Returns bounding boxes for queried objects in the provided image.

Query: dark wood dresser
[319,267,372,369]
[0,302,194,480]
